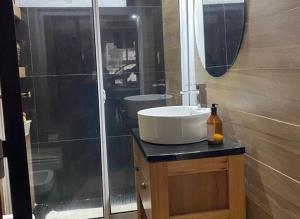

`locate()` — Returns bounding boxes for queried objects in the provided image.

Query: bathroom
[0,0,299,219]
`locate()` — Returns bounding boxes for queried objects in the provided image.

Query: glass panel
[99,0,182,214]
[14,1,104,218]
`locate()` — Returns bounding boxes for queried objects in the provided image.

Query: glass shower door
[97,0,183,216]
[13,1,104,218]
[8,0,184,218]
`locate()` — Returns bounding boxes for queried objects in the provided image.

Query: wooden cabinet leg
[150,163,170,219]
[228,155,246,219]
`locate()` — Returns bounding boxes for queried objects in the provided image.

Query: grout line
[164,46,181,52]
[206,65,230,69]
[107,135,132,138]
[239,36,300,50]
[246,154,300,184]
[230,68,300,72]
[34,137,101,145]
[32,135,133,145]
[24,70,166,78]
[238,110,300,129]
[25,73,98,78]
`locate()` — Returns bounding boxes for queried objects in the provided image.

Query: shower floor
[34,191,136,219]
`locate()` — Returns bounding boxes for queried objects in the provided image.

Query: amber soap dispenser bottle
[207,104,224,145]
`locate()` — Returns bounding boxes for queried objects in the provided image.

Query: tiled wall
[20,8,103,204]
[162,0,182,105]
[195,0,300,218]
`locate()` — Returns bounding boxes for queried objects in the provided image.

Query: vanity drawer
[134,141,152,219]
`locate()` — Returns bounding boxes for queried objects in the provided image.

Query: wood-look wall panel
[246,157,300,219]
[243,8,300,49]
[231,2,300,69]
[211,70,300,102]
[212,108,300,146]
[246,198,273,219]
[163,17,181,51]
[232,46,300,70]
[207,86,300,125]
[204,90,300,180]
[162,0,180,51]
[232,6,300,69]
[194,0,300,217]
[162,0,179,19]
[246,0,300,22]
[164,48,181,73]
[221,121,300,181]
[162,0,182,105]
[205,71,300,106]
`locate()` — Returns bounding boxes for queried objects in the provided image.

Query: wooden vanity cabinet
[133,139,245,219]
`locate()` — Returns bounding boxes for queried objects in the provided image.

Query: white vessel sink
[138,106,210,145]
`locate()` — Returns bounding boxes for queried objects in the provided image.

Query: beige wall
[195,0,300,218]
[162,0,182,105]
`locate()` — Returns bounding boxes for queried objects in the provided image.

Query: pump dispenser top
[211,103,218,115]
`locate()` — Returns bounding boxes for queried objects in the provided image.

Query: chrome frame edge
[92,0,111,218]
[187,0,197,106]
[179,0,189,106]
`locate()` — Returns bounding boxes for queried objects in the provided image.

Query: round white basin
[138,106,210,145]
[124,94,173,119]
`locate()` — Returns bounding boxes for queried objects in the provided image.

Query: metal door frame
[92,0,111,218]
[92,1,139,218]
[179,0,197,106]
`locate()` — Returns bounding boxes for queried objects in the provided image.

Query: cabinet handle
[134,167,140,171]
[141,182,147,189]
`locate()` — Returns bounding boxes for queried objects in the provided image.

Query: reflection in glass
[16,5,103,219]
[99,2,168,214]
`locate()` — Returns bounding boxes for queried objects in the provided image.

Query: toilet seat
[33,170,54,196]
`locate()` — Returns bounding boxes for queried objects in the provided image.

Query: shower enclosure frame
[0,0,195,218]
[179,0,197,106]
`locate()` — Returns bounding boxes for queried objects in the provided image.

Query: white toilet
[32,151,63,196]
[33,170,55,195]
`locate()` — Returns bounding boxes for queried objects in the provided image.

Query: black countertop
[131,128,245,163]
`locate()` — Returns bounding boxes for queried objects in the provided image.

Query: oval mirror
[194,0,245,77]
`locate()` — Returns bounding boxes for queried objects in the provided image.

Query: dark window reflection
[18,1,167,217]
[19,8,103,218]
[99,5,167,214]
[203,2,244,77]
